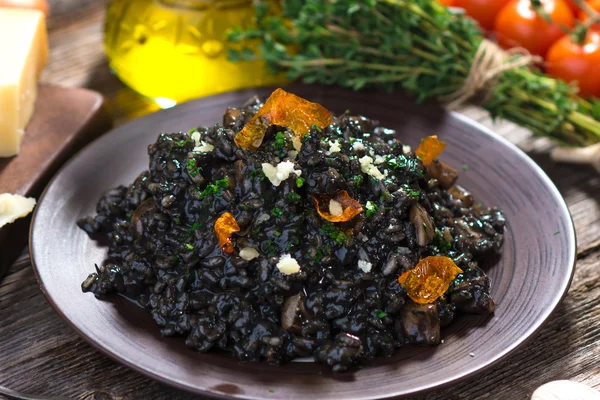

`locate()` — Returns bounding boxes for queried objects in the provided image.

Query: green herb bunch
[229,0,600,147]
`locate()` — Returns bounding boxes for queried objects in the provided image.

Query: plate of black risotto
[30,86,576,399]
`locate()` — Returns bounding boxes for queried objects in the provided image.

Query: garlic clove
[531,380,600,400]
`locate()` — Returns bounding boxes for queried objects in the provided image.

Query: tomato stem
[571,24,588,46]
[530,0,553,24]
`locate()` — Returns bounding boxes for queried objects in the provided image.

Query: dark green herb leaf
[274,131,286,149]
[188,222,204,233]
[198,178,229,199]
[365,201,378,217]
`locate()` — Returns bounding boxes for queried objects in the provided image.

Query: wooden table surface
[2,1,600,399]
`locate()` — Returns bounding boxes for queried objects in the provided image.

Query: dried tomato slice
[214,212,240,254]
[313,190,363,223]
[415,135,447,165]
[398,256,463,304]
[234,88,333,152]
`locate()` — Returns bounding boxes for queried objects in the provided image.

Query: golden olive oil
[104,0,285,105]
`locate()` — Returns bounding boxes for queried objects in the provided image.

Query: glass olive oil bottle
[104,0,284,106]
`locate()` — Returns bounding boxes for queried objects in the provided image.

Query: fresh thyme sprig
[229,0,600,147]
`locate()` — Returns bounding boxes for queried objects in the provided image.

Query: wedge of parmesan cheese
[0,193,36,228]
[0,9,48,157]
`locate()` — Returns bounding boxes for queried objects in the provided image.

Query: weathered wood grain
[1,0,599,399]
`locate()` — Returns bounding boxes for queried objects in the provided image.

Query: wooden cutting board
[0,85,112,280]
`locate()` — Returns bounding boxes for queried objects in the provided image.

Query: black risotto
[78,92,504,372]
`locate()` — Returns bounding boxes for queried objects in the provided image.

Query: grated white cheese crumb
[277,254,301,275]
[352,141,365,151]
[359,156,374,173]
[329,199,343,217]
[191,131,201,145]
[193,140,214,153]
[357,260,372,273]
[327,140,341,154]
[374,155,385,165]
[288,150,298,160]
[239,247,260,261]
[359,155,387,180]
[262,161,302,187]
[403,145,412,154]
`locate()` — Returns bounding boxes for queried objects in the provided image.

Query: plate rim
[29,86,577,399]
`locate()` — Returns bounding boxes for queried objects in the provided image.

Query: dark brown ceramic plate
[30,86,576,399]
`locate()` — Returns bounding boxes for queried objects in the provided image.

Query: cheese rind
[0,193,36,228]
[0,9,48,157]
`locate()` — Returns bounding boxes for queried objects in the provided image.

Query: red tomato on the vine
[563,0,581,13]
[455,0,512,30]
[494,0,575,56]
[546,29,600,97]
[578,0,600,26]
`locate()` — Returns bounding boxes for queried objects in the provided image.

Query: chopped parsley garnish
[434,229,452,253]
[171,255,178,263]
[287,192,302,202]
[175,139,192,147]
[386,154,407,170]
[554,230,560,235]
[320,222,348,245]
[387,154,423,175]
[353,175,363,187]
[274,230,282,237]
[186,159,202,177]
[269,388,275,393]
[402,184,420,198]
[274,132,286,149]
[462,164,469,171]
[311,248,325,262]
[185,243,194,251]
[365,201,378,217]
[188,222,204,232]
[296,177,305,188]
[311,124,322,132]
[375,310,387,319]
[262,240,279,257]
[198,178,229,199]
[250,169,266,181]
[174,217,181,224]
[271,207,283,217]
